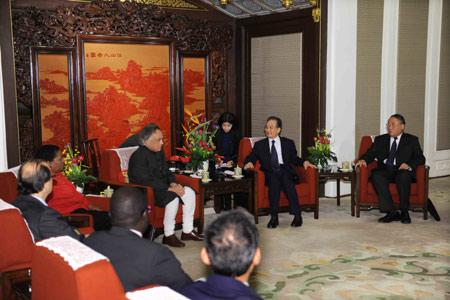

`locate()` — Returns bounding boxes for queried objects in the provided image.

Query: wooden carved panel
[12,0,232,160]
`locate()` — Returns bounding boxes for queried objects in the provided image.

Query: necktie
[386,137,398,166]
[270,140,280,172]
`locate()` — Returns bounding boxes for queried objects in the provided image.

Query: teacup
[341,161,351,170]
[234,166,242,176]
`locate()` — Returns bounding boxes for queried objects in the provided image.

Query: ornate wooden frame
[77,34,177,152]
[13,0,233,160]
[30,47,76,151]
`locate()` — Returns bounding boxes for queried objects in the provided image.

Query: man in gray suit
[13,160,82,242]
[84,187,192,292]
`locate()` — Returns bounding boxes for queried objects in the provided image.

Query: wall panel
[355,0,384,152]
[437,0,450,150]
[396,0,428,144]
[251,33,302,148]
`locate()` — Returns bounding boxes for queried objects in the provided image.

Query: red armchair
[0,168,106,235]
[238,137,319,218]
[32,236,185,300]
[0,199,34,300]
[355,136,429,219]
[99,147,204,234]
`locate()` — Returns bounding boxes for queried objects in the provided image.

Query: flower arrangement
[62,145,96,187]
[307,129,337,170]
[171,112,219,171]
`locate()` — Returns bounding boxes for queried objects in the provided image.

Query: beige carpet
[165,177,450,299]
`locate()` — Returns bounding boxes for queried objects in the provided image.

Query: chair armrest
[96,179,156,208]
[415,164,427,202]
[174,174,200,193]
[63,213,93,229]
[85,195,110,211]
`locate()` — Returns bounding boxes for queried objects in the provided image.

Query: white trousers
[163,186,196,237]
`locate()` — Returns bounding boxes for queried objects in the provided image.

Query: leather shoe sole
[181,231,204,241]
[162,235,185,247]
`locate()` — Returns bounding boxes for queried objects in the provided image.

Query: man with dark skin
[84,187,192,292]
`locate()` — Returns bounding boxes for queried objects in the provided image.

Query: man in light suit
[13,160,82,242]
[181,209,262,300]
[356,114,426,224]
[84,187,192,292]
[244,116,315,228]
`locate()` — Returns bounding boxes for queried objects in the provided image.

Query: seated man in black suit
[181,209,262,300]
[13,160,83,242]
[84,187,192,292]
[127,123,203,247]
[244,116,315,228]
[356,114,426,224]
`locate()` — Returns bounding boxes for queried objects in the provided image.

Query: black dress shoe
[291,215,303,227]
[267,215,279,228]
[401,211,411,224]
[378,211,401,223]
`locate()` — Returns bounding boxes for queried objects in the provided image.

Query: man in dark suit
[84,187,192,292]
[181,209,262,300]
[128,123,202,247]
[13,160,83,242]
[244,116,315,228]
[356,114,426,224]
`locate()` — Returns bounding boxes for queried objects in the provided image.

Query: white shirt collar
[269,136,281,143]
[392,133,403,141]
[129,229,143,238]
[31,194,48,207]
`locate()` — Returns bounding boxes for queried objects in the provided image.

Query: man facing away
[84,187,192,292]
[244,116,315,228]
[13,160,83,242]
[181,209,262,300]
[127,123,203,247]
[356,114,426,224]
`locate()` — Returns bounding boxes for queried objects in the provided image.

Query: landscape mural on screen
[83,42,172,155]
[38,54,71,148]
[183,57,206,125]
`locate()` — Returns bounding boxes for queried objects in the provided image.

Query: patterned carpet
[172,177,450,300]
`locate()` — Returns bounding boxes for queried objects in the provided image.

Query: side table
[198,175,257,223]
[318,168,356,216]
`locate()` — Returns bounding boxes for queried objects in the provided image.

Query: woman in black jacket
[214,112,242,211]
[214,112,240,168]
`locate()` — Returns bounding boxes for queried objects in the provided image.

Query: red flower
[72,158,78,164]
[78,155,84,161]
[169,155,180,161]
[180,156,191,163]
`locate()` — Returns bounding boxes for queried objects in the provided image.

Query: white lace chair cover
[249,137,265,148]
[0,198,35,243]
[36,236,108,271]
[112,146,138,171]
[126,286,189,300]
[7,165,21,177]
[0,198,18,211]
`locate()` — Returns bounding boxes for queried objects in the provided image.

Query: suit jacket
[214,130,240,164]
[128,146,177,207]
[181,274,261,300]
[84,226,192,292]
[13,194,82,242]
[359,133,425,172]
[244,137,304,185]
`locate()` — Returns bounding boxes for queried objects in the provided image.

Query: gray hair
[138,123,161,145]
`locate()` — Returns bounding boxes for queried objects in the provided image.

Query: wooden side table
[318,168,356,216]
[198,175,257,223]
